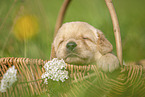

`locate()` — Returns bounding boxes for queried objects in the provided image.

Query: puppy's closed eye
[83,37,90,40]
[58,38,64,45]
[82,36,93,42]
[82,37,89,39]
[59,39,64,45]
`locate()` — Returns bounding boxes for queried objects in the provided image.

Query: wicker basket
[0,57,145,97]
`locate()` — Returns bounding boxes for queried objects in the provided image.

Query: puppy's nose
[66,42,77,51]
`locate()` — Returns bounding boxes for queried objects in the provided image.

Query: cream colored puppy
[52,22,119,72]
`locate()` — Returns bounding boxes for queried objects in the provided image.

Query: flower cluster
[0,66,17,92]
[41,58,69,84]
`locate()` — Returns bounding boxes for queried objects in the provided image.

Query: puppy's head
[52,22,113,65]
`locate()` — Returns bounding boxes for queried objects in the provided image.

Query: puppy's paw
[97,53,120,72]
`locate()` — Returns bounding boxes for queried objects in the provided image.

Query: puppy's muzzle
[66,41,77,51]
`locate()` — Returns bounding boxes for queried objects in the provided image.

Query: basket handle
[53,0,71,39]
[50,0,71,60]
[105,0,123,66]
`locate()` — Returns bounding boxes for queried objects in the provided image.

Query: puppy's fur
[52,22,119,72]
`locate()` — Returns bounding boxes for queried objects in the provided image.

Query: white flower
[0,66,17,92]
[41,58,69,84]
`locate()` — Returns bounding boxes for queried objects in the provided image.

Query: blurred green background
[0,0,145,62]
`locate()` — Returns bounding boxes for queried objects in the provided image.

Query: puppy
[51,21,119,72]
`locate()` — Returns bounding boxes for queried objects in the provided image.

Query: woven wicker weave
[0,57,145,97]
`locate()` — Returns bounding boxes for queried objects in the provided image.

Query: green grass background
[0,0,145,62]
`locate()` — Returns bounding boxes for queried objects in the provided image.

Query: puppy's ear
[50,43,56,60]
[97,30,113,55]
